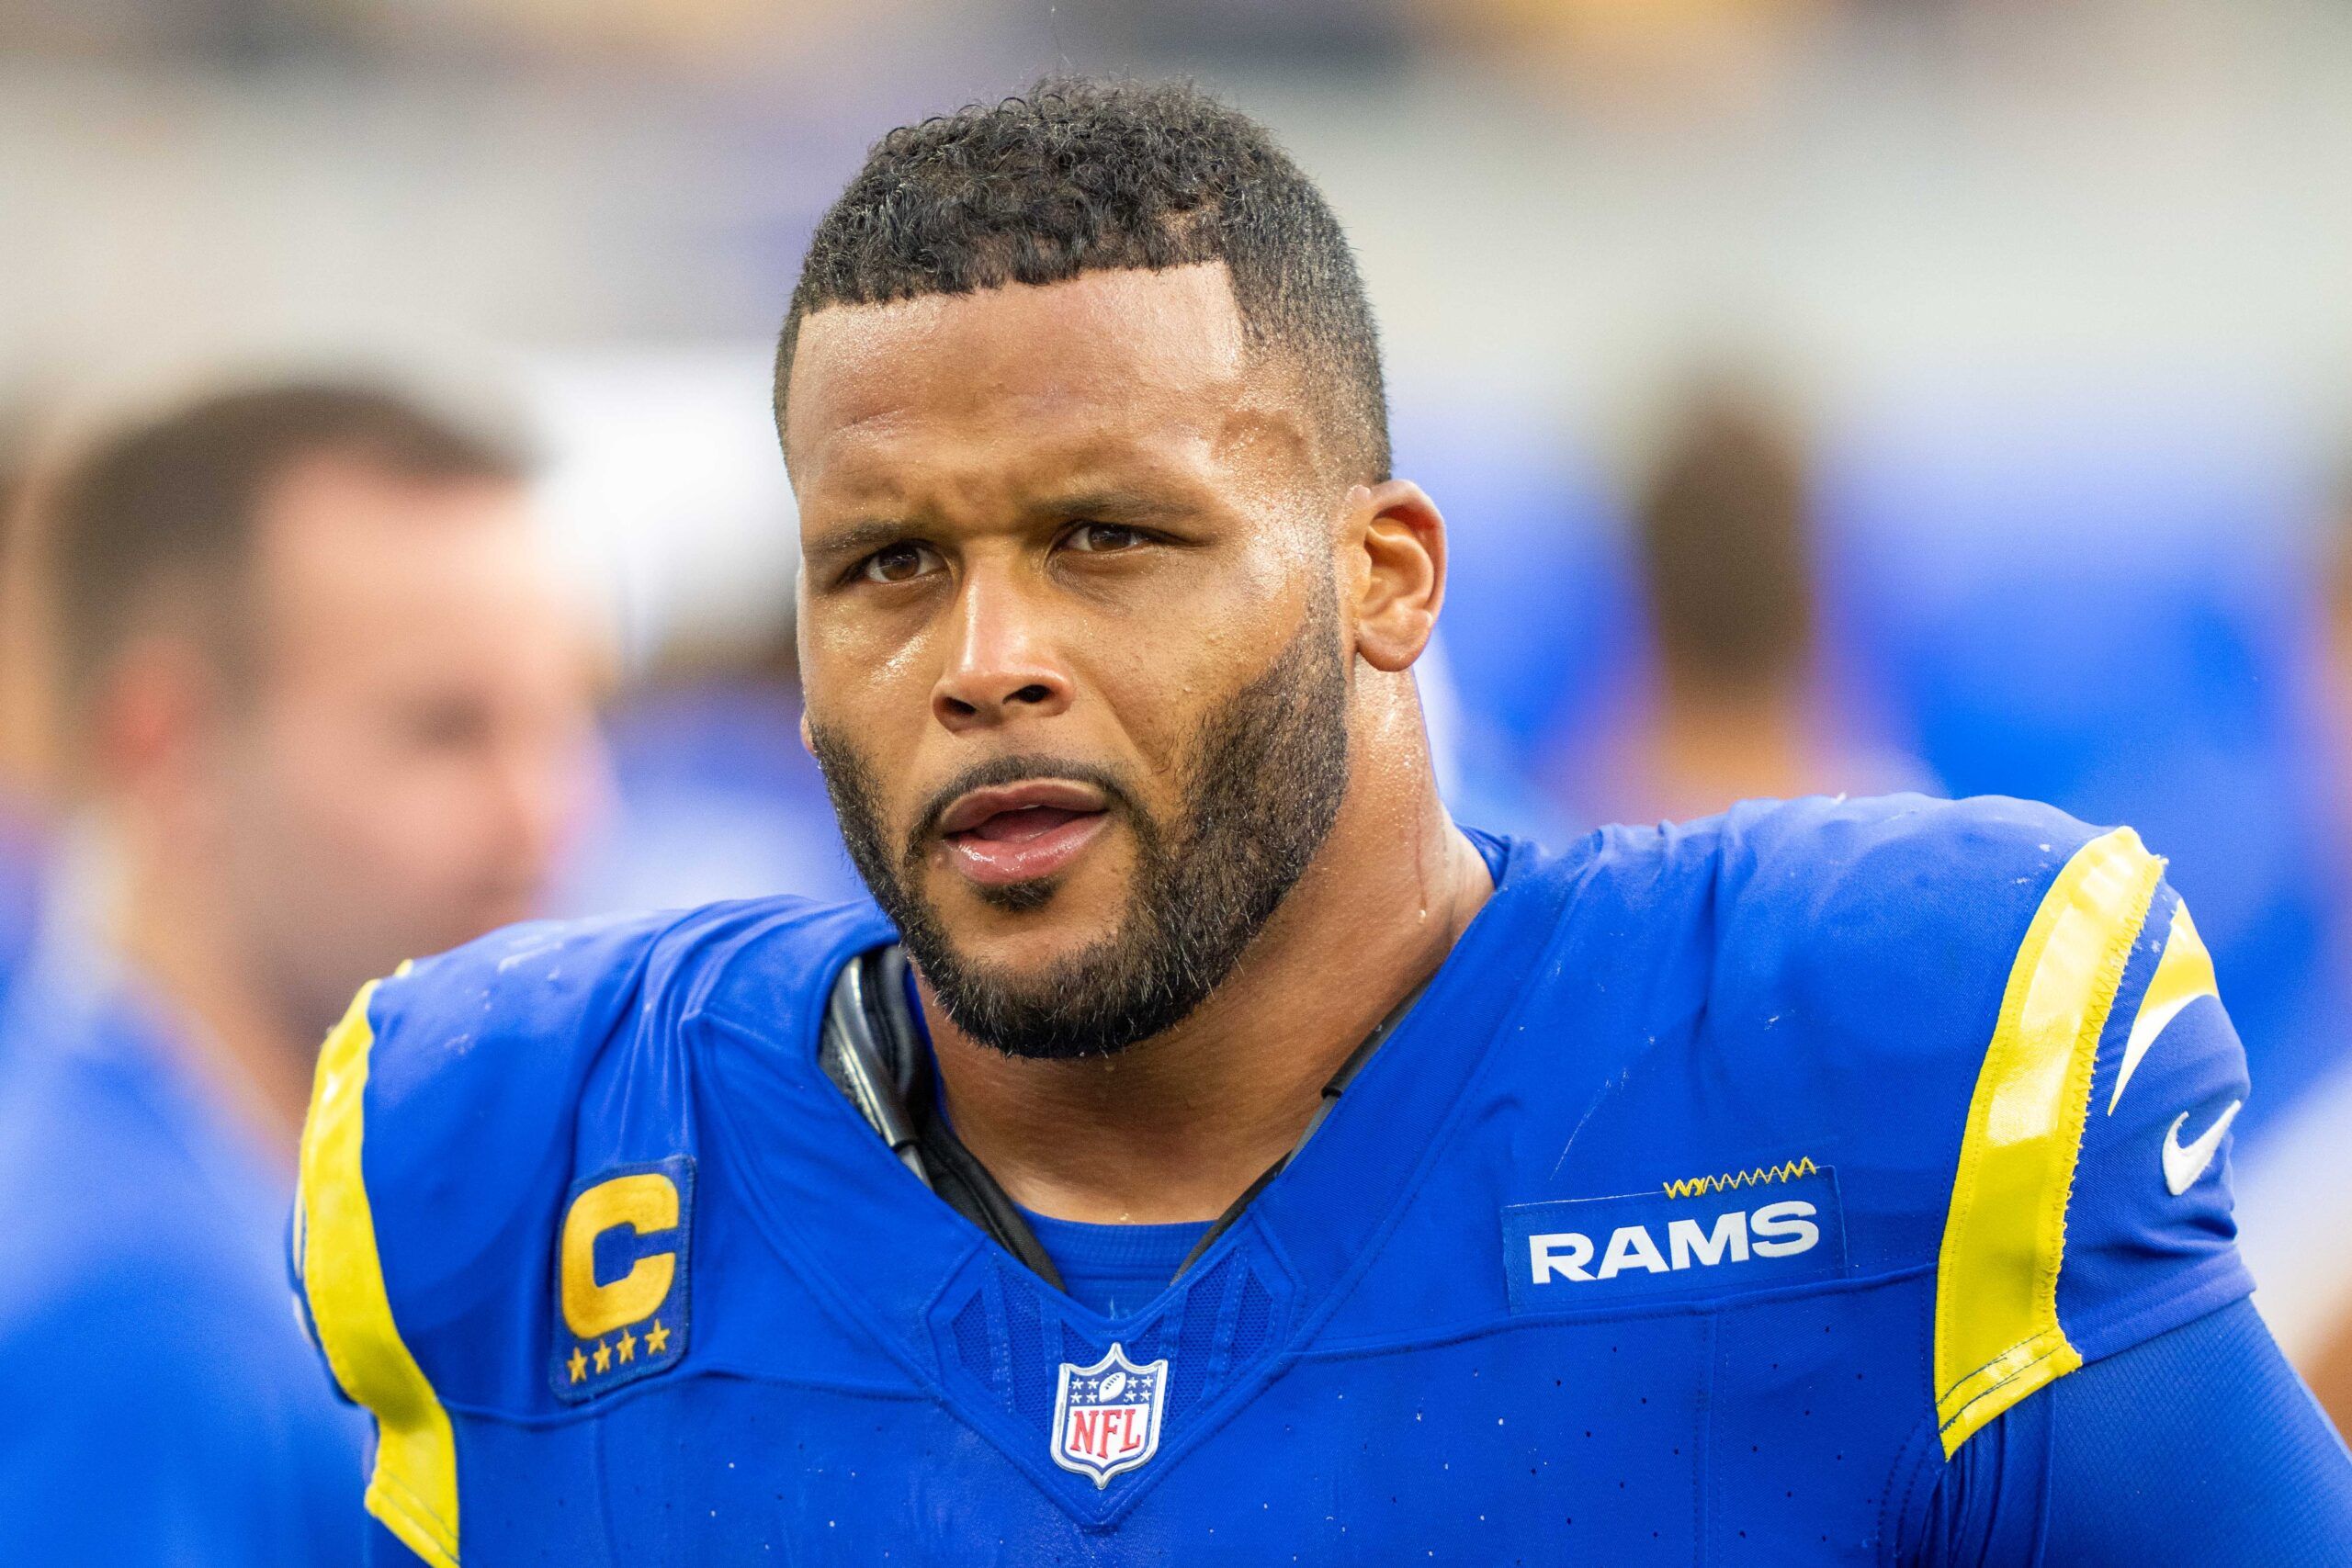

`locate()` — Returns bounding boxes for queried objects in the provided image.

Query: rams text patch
[1502,1166,1848,1312]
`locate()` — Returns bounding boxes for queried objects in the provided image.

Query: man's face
[220,458,602,1035]
[787,265,1354,1057]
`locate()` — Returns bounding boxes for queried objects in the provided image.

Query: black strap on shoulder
[820,945,1063,1288]
[1168,976,1425,1280]
[820,943,1429,1295]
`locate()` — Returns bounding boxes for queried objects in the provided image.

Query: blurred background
[6,0,2352,1494]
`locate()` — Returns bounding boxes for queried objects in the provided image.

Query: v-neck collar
[699,834,1586,1517]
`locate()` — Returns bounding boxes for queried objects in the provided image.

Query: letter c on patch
[561,1171,679,1339]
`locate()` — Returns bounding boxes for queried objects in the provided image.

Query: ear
[88,636,221,806]
[1343,479,1447,674]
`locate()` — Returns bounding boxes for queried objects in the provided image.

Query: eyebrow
[802,517,922,570]
[1027,489,1194,527]
[805,488,1201,570]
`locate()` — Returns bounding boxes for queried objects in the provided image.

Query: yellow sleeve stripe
[2108,902,2218,1115]
[299,978,461,1568]
[1933,826,2164,1458]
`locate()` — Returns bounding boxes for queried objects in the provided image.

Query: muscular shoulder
[1670,795,2246,1450]
[1648,795,2227,1243]
[1704,791,2100,982]
[322,897,882,1210]
[1514,797,2245,1438]
[1710,793,2110,1083]
[1547,793,2113,1110]
[291,895,888,1561]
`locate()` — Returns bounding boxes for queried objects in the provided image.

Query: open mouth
[935,780,1113,888]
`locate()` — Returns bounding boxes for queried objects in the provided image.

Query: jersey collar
[699,834,1589,1515]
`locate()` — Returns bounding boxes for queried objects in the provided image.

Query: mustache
[905,752,1142,863]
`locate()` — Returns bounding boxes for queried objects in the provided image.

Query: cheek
[802,592,938,682]
[801,618,934,753]
[320,763,473,881]
[270,714,489,878]
[1082,576,1306,776]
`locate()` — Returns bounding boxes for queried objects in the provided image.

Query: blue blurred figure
[0,426,50,1020]
[562,622,865,915]
[0,382,605,1562]
[1828,394,2339,1145]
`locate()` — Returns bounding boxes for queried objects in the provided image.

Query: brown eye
[859,542,938,584]
[1066,523,1145,554]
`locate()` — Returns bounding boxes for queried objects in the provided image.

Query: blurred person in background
[0,416,52,1021]
[0,380,605,1562]
[1561,371,1933,825]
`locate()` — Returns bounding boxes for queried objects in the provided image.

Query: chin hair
[809,581,1351,1062]
[902,923,1192,1061]
[974,877,1058,915]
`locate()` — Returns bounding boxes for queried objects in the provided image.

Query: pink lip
[935,780,1113,887]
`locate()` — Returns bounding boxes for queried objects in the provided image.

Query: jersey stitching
[1295,1262,1935,1362]
[1933,829,2162,1455]
[1662,1157,1820,1200]
[1877,1405,1947,1568]
[368,1472,460,1568]
[1694,1310,1717,1567]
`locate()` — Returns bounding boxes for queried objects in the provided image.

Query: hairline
[50,416,530,745]
[777,258,1350,491]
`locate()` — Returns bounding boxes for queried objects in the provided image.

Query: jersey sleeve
[291,912,675,1568]
[1930,825,2254,1459]
[1892,1297,2352,1566]
[2056,881,2252,1357]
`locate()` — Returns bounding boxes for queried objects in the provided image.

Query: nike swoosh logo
[2162,1100,2243,1196]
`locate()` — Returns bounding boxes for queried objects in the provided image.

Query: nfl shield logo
[1050,1342,1169,1488]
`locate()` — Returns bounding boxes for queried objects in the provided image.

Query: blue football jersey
[292,795,2253,1565]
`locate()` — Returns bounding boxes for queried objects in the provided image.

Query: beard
[808,595,1351,1060]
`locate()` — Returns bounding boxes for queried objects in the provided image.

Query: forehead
[784,264,1299,507]
[254,457,565,656]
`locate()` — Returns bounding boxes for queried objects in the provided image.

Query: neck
[1629,674,1816,823]
[110,840,311,1164]
[921,726,1492,1225]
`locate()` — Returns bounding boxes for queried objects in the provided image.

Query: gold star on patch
[567,1347,587,1384]
[593,1340,613,1374]
[645,1318,671,1355]
[617,1327,638,1364]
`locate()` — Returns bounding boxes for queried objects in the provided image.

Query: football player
[296,81,2352,1563]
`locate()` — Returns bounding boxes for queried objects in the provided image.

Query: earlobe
[799,706,817,758]
[1351,479,1446,674]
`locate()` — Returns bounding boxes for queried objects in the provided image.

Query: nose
[930,571,1073,733]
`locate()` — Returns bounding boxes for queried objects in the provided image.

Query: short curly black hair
[775,77,1390,485]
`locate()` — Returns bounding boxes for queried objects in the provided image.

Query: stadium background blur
[9,0,2352,1455]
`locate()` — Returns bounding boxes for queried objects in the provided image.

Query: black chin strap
[819,944,1066,1288]
[819,943,1427,1292]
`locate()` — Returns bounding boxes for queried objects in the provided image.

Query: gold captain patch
[551,1156,694,1403]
